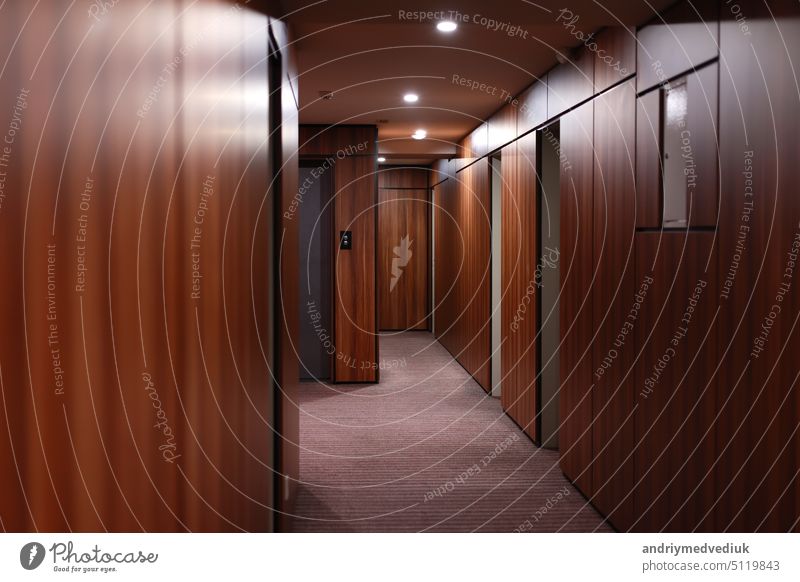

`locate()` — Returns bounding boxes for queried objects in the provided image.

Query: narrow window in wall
[662,78,689,228]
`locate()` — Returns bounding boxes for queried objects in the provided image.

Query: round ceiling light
[377,156,386,162]
[436,21,457,32]
[412,129,427,140]
[403,93,419,103]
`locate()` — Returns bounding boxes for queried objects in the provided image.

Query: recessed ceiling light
[436,21,457,33]
[377,156,386,162]
[412,129,427,140]
[403,93,419,103]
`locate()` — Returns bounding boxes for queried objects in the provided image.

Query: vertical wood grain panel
[593,26,636,93]
[517,79,547,136]
[433,159,491,391]
[378,184,429,331]
[0,0,287,532]
[500,134,537,440]
[558,102,595,496]
[488,103,518,154]
[470,123,489,160]
[0,0,36,531]
[433,181,453,337]
[634,232,718,532]
[430,158,452,186]
[334,154,378,381]
[548,49,593,119]
[299,125,377,156]
[591,79,636,530]
[716,0,800,532]
[379,166,429,189]
[273,18,301,527]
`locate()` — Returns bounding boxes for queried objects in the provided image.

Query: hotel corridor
[2,4,800,572]
[290,333,610,532]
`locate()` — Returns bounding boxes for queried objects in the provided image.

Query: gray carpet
[287,332,612,532]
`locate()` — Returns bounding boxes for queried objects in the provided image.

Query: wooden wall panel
[593,26,636,93]
[458,132,472,160]
[430,158,453,186]
[379,166,429,189]
[469,123,489,160]
[500,134,538,440]
[273,18,301,527]
[434,160,491,391]
[334,154,378,381]
[591,79,636,530]
[299,125,377,156]
[634,232,718,532]
[0,0,287,532]
[636,0,719,93]
[457,124,488,164]
[517,79,547,136]
[427,0,800,534]
[378,182,429,331]
[0,0,29,530]
[558,102,595,496]
[716,0,800,532]
[433,181,453,336]
[434,176,463,348]
[488,102,518,154]
[299,125,379,382]
[548,48,593,119]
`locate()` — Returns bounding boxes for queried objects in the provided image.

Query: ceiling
[280,0,674,163]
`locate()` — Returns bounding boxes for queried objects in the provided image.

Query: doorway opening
[537,123,561,449]
[490,153,503,399]
[298,161,334,381]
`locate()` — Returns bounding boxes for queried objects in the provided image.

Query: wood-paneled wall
[430,0,800,533]
[716,0,800,532]
[634,232,718,532]
[558,101,595,496]
[0,0,293,532]
[488,103,518,155]
[517,81,547,137]
[273,20,301,530]
[433,159,491,391]
[298,125,378,382]
[593,26,636,93]
[548,48,594,119]
[590,79,637,530]
[500,134,538,440]
[559,0,798,532]
[378,167,430,331]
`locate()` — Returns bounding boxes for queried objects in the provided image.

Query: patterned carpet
[287,332,612,532]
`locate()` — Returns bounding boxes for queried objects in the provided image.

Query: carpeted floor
[287,332,612,532]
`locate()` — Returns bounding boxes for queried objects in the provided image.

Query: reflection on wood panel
[0,0,290,532]
[434,159,491,391]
